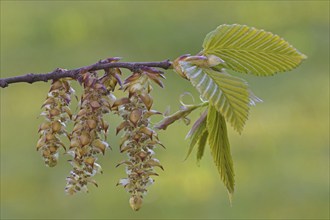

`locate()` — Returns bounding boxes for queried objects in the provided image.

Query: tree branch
[0,58,173,88]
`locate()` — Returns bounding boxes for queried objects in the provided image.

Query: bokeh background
[1,1,329,219]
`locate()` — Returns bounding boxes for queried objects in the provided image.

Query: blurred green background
[1,1,329,219]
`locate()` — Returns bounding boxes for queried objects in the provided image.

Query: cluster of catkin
[65,72,116,194]
[37,79,74,167]
[36,62,164,210]
[114,68,165,211]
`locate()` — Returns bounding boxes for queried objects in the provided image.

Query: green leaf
[181,62,259,133]
[196,130,208,164]
[207,105,235,195]
[185,111,207,160]
[202,24,307,76]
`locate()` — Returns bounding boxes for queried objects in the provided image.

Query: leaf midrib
[205,49,301,57]
[206,71,248,132]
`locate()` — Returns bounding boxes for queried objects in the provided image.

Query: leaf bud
[46,133,55,141]
[79,132,91,146]
[207,54,225,67]
[135,151,148,161]
[90,100,101,109]
[39,122,51,132]
[70,138,80,148]
[84,157,96,166]
[87,119,97,129]
[129,196,143,211]
[139,94,153,110]
[92,139,108,155]
[139,127,154,138]
[47,157,58,167]
[112,97,130,109]
[50,80,63,90]
[116,121,129,135]
[129,109,142,126]
[36,138,45,150]
[77,109,87,117]
[49,108,60,117]
[51,121,62,133]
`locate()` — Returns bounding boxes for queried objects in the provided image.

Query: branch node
[26,73,35,84]
[54,68,67,73]
[132,64,142,73]
[164,59,173,69]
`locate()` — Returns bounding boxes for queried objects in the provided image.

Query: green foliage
[202,24,307,76]
[185,105,234,198]
[207,105,234,196]
[173,23,307,203]
[179,61,259,133]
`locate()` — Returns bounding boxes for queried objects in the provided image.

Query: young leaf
[207,105,235,195]
[185,111,207,160]
[202,24,307,76]
[196,130,208,164]
[180,62,257,133]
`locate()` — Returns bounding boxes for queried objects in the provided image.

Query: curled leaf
[184,110,207,160]
[196,130,208,165]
